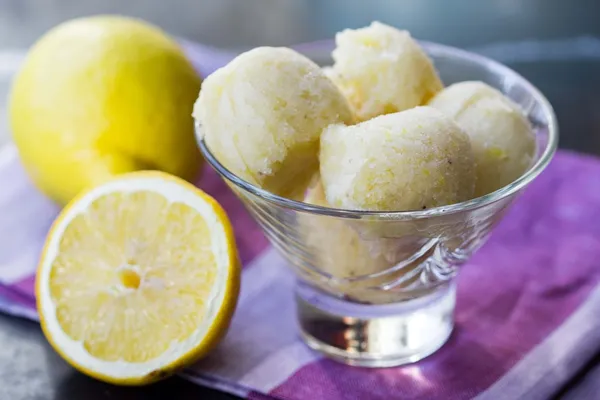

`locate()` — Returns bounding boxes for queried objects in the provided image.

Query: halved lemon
[36,171,240,385]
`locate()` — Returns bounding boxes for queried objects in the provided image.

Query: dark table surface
[1,1,600,399]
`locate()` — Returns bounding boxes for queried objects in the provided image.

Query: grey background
[1,0,600,399]
[1,0,599,50]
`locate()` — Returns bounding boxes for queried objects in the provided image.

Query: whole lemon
[9,16,203,205]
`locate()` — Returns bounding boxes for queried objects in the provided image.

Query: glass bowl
[196,40,558,368]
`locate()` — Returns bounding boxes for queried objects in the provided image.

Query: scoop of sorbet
[429,81,536,197]
[320,106,476,212]
[194,46,354,200]
[326,21,443,121]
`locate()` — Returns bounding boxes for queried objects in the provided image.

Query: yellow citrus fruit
[36,171,240,385]
[9,16,203,206]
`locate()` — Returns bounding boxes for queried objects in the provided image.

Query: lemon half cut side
[36,171,240,385]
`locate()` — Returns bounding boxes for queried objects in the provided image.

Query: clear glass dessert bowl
[196,41,558,368]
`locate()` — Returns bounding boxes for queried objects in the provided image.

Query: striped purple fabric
[1,41,600,400]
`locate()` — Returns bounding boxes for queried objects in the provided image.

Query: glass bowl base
[296,282,456,368]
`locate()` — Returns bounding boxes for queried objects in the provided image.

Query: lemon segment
[36,172,239,385]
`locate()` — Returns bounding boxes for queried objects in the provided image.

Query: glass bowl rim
[196,40,559,221]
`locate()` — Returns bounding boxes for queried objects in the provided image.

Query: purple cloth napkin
[1,41,600,400]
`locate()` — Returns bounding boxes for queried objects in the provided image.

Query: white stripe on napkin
[0,145,17,171]
[0,295,38,320]
[187,248,319,391]
[476,283,600,400]
[0,248,42,284]
[238,341,317,392]
[0,144,58,284]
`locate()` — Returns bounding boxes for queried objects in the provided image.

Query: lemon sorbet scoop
[320,106,476,212]
[326,21,443,121]
[429,81,536,197]
[194,46,354,200]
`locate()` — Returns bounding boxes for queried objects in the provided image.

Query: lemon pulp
[37,172,239,384]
